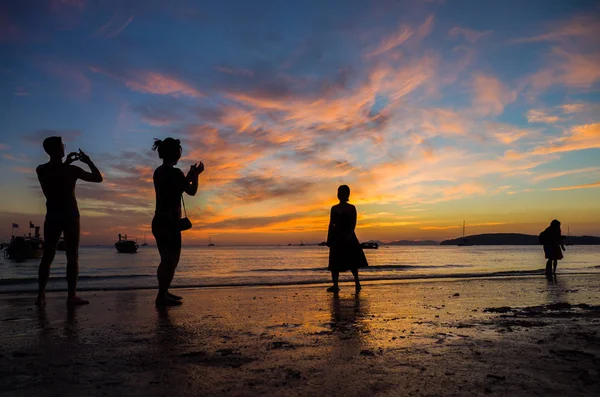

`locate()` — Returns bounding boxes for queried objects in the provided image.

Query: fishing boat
[457,221,472,246]
[318,241,327,246]
[115,234,138,253]
[299,237,305,246]
[208,236,215,247]
[360,242,379,249]
[3,223,43,262]
[141,233,148,247]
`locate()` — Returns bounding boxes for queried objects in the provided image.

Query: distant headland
[440,233,600,246]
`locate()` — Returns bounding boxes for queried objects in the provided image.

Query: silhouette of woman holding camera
[36,136,103,307]
[152,138,204,306]
[326,185,368,292]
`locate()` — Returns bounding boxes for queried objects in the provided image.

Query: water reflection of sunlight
[329,294,370,356]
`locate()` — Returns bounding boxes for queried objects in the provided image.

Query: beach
[1,274,599,396]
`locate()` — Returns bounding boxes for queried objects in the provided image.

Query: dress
[327,203,368,272]
[542,226,563,260]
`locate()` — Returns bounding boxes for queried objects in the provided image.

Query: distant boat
[208,236,215,247]
[457,221,472,246]
[299,237,305,246]
[565,226,573,246]
[4,224,43,262]
[360,242,379,249]
[115,233,138,254]
[141,233,148,247]
[318,241,327,246]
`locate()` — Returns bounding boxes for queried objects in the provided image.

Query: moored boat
[360,242,379,249]
[115,234,138,253]
[3,224,43,262]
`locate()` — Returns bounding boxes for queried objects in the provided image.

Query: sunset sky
[1,0,599,245]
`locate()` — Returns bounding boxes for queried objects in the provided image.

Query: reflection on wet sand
[545,274,566,304]
[329,293,370,355]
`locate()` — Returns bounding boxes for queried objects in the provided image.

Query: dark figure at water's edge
[540,219,565,276]
[326,185,368,292]
[36,136,103,307]
[152,138,204,306]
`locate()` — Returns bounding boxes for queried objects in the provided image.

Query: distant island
[364,240,440,246]
[440,233,600,246]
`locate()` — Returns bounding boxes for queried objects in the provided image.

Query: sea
[1,245,599,293]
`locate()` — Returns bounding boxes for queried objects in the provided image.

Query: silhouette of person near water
[540,219,566,277]
[326,185,368,293]
[35,136,103,307]
[152,138,204,307]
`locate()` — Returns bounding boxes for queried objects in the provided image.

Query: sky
[1,0,599,245]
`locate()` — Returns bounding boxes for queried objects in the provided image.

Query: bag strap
[181,195,188,218]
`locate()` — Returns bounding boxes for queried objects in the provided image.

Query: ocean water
[1,245,599,293]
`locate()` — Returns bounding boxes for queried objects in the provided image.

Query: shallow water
[0,245,599,292]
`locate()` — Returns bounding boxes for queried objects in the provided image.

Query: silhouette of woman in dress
[152,138,203,306]
[541,219,565,276]
[326,185,368,292]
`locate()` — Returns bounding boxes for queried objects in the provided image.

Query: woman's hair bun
[152,139,163,151]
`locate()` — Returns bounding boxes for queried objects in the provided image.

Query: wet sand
[1,274,599,396]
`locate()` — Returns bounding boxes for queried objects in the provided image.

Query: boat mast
[462,220,465,238]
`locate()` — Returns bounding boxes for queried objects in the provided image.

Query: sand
[1,274,599,396]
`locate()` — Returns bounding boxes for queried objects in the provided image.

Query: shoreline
[2,270,600,295]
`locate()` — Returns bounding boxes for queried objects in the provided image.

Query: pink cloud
[522,15,600,91]
[526,109,561,124]
[216,66,254,77]
[366,26,413,57]
[94,15,134,39]
[533,167,600,182]
[11,166,33,174]
[41,60,91,97]
[472,74,517,116]
[90,67,202,98]
[513,15,600,44]
[449,27,490,43]
[559,103,585,114]
[0,143,8,150]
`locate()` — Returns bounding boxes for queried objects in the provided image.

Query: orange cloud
[489,123,536,144]
[533,122,600,155]
[472,74,517,116]
[550,181,600,191]
[420,225,459,230]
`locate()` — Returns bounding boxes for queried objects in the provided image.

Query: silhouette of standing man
[36,136,103,307]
